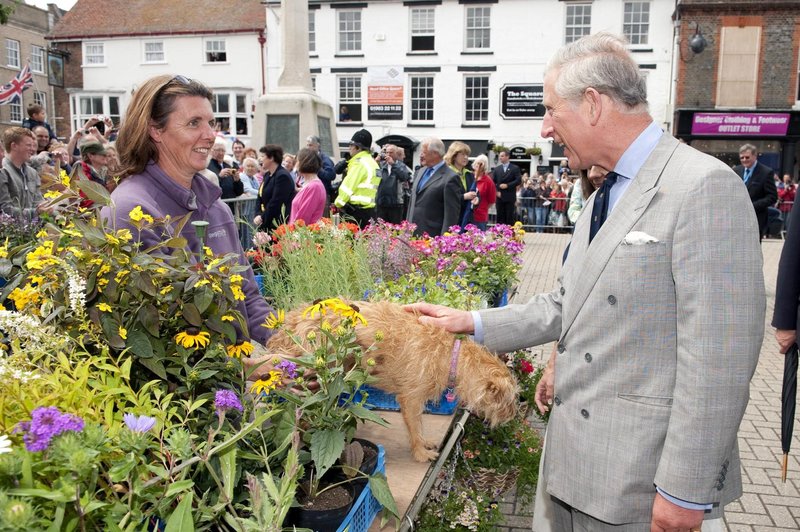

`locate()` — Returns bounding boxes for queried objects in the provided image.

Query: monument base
[251,89,338,156]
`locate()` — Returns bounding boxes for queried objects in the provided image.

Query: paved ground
[496,233,800,531]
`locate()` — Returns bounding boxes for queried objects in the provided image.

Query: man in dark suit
[491,149,522,225]
[407,137,461,237]
[774,198,800,354]
[733,144,778,239]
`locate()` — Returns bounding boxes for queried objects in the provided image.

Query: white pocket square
[622,231,659,245]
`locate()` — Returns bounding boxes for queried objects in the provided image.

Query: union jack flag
[0,63,34,106]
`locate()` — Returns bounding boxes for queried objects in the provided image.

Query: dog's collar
[445,338,461,402]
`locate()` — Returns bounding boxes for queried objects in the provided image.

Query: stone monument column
[252,0,338,156]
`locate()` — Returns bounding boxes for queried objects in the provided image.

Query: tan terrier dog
[267,300,519,462]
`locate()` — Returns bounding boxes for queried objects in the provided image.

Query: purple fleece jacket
[101,161,273,345]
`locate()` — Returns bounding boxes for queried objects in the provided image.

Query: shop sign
[500,84,544,119]
[509,146,528,159]
[691,112,790,136]
[367,66,404,120]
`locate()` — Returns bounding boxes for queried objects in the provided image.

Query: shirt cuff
[656,487,713,511]
[471,311,484,344]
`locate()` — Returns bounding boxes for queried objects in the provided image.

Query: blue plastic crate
[253,274,266,296]
[337,444,386,532]
[352,385,458,415]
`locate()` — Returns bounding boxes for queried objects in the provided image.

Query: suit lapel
[560,133,680,338]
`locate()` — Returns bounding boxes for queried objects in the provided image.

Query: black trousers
[496,200,516,225]
[339,203,375,228]
[376,204,404,224]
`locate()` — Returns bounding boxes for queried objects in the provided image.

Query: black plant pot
[286,481,356,532]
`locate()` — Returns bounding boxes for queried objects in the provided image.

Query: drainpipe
[258,29,267,95]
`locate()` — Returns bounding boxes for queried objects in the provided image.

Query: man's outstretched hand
[403,302,475,335]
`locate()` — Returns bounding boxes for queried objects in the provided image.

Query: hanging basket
[465,466,520,496]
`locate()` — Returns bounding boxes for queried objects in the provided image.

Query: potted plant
[525,146,542,157]
[491,144,510,154]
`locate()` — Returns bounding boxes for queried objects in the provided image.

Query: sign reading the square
[500,84,544,119]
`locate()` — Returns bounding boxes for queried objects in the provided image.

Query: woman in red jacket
[778,174,796,234]
[471,154,496,230]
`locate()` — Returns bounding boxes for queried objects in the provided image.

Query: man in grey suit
[407,137,462,237]
[408,33,764,531]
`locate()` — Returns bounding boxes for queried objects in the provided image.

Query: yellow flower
[230,274,244,284]
[114,270,129,283]
[105,233,120,245]
[203,246,213,258]
[226,341,254,359]
[129,206,154,224]
[43,190,60,200]
[35,229,48,239]
[118,326,127,340]
[231,285,245,301]
[97,303,112,312]
[155,267,168,275]
[302,298,361,320]
[59,169,70,187]
[0,238,8,259]
[250,370,283,395]
[264,310,284,329]
[30,274,45,285]
[175,330,211,349]
[97,278,109,289]
[159,285,173,296]
[8,284,41,311]
[221,314,234,322]
[116,229,132,242]
[195,279,210,287]
[26,241,58,270]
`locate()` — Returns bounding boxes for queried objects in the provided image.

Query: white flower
[0,434,12,454]
[66,266,87,315]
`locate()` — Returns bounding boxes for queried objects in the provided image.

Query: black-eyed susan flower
[226,341,254,359]
[264,309,284,329]
[250,370,282,395]
[175,329,211,349]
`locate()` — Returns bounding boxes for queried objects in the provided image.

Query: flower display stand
[337,444,386,532]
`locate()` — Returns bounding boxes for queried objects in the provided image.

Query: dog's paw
[423,439,439,451]
[412,446,439,462]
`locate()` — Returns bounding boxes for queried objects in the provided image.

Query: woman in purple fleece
[108,75,282,378]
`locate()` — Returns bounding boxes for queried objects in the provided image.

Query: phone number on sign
[369,105,402,112]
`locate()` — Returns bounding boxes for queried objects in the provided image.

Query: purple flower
[214,390,243,414]
[123,413,157,433]
[15,407,84,452]
[275,359,298,379]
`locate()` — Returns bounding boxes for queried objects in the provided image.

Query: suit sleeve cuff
[471,311,484,344]
[656,487,713,511]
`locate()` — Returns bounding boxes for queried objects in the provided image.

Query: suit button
[560,287,566,296]
[585,353,592,363]
[607,295,617,305]
[554,396,562,406]
[715,482,724,491]
[580,409,589,419]
[557,344,566,354]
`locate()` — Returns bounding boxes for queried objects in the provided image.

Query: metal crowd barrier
[221,195,259,249]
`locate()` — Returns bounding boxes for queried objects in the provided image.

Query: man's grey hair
[421,137,445,156]
[307,135,321,145]
[546,32,647,112]
[739,143,757,155]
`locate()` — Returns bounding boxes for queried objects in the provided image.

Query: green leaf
[218,447,237,502]
[310,429,345,479]
[182,303,202,327]
[138,357,168,380]
[108,454,137,482]
[8,488,71,502]
[134,271,158,297]
[77,179,111,206]
[165,479,195,498]
[126,329,154,359]
[137,304,161,337]
[367,474,399,518]
[45,503,66,532]
[164,493,194,532]
[193,287,214,314]
[347,404,390,427]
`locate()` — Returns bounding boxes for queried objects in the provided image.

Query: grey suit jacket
[407,164,462,237]
[478,134,764,523]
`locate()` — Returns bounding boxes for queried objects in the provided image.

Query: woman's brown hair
[296,148,321,174]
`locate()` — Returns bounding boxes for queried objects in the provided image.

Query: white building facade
[266,0,677,172]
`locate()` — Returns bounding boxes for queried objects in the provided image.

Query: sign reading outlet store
[500,84,545,119]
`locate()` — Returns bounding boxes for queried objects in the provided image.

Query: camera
[379,152,386,162]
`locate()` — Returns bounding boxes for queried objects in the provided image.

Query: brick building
[0,0,63,137]
[673,0,800,177]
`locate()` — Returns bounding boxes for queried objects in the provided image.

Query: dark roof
[48,0,265,40]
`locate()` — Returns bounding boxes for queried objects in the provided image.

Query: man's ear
[148,121,162,144]
[584,88,603,126]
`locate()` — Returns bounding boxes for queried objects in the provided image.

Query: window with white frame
[6,39,20,68]
[410,76,434,122]
[465,6,491,50]
[565,4,591,44]
[338,76,362,122]
[209,92,250,135]
[623,2,650,45]
[205,39,227,63]
[337,10,362,53]
[9,101,22,123]
[309,11,316,53]
[464,75,489,123]
[34,91,46,109]
[84,42,105,65]
[31,45,45,73]
[143,41,165,63]
[410,7,435,52]
[71,94,121,132]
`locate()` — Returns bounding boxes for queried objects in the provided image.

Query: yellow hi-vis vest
[334,150,380,209]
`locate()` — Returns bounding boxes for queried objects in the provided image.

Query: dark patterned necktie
[588,172,619,243]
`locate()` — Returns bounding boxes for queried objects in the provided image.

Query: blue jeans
[535,207,549,233]
[475,221,488,231]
